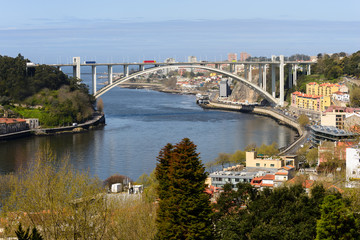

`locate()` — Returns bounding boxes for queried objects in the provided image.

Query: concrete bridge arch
[94,65,279,106]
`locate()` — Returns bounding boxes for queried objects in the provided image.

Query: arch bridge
[47,56,315,107]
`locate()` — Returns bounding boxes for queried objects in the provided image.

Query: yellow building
[291,91,331,112]
[245,152,298,169]
[306,82,340,97]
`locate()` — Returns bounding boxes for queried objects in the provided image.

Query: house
[250,174,275,189]
[246,152,298,170]
[0,118,27,134]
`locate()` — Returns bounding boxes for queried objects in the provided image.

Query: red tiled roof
[262,174,275,180]
[275,172,288,175]
[0,118,26,124]
[303,180,314,189]
[308,82,318,85]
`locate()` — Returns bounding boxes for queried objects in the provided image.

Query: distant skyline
[1,0,360,63]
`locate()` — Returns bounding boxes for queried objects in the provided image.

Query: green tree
[350,87,360,107]
[306,147,319,167]
[155,138,213,240]
[298,114,310,127]
[229,150,246,165]
[214,152,232,168]
[256,142,279,156]
[316,195,359,240]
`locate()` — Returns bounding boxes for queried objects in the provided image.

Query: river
[0,85,297,181]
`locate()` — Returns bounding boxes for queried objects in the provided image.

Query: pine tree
[316,195,359,240]
[155,138,213,240]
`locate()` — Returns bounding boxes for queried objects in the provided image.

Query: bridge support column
[108,65,113,85]
[215,64,219,69]
[123,65,129,77]
[263,64,267,91]
[307,64,311,75]
[248,64,252,82]
[92,65,97,95]
[271,64,276,97]
[288,65,293,88]
[293,64,297,87]
[258,64,263,88]
[229,64,234,73]
[279,55,285,107]
[244,64,248,79]
[72,57,81,79]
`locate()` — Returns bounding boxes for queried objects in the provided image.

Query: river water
[0,67,297,181]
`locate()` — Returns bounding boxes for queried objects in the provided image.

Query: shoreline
[198,101,305,154]
[0,112,106,141]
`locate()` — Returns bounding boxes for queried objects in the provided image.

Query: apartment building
[291,92,331,112]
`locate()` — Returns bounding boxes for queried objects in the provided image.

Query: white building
[346,147,360,188]
[332,92,350,102]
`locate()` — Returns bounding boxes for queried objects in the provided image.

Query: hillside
[0,54,95,127]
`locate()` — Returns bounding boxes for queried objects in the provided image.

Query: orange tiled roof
[262,174,275,180]
[303,180,314,189]
[275,172,288,175]
[0,118,26,124]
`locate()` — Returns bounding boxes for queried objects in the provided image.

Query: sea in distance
[0,67,297,181]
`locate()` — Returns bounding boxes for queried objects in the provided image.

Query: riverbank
[199,101,305,154]
[0,112,105,141]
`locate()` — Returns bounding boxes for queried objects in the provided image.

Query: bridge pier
[108,65,113,85]
[307,64,311,75]
[271,64,276,98]
[244,64,248,79]
[248,64,252,82]
[263,64,267,91]
[279,55,285,107]
[123,65,129,77]
[293,64,297,87]
[258,64,263,88]
[92,65,97,95]
[288,65,293,88]
[72,57,81,79]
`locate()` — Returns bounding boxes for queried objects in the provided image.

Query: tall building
[240,52,251,61]
[227,53,237,62]
[188,56,197,63]
[219,79,231,97]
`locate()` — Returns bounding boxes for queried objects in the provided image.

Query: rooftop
[0,118,26,124]
[311,125,358,137]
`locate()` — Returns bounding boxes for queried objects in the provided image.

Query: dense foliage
[0,54,95,126]
[212,183,360,240]
[155,138,213,240]
[313,51,360,79]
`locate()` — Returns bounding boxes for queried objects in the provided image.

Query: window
[235,178,239,182]
[270,164,275,167]
[256,163,260,167]
[264,164,267,167]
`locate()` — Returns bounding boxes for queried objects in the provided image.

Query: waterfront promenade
[201,100,307,155]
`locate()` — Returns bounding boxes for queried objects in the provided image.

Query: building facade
[0,118,27,134]
[291,91,331,112]
[227,53,237,62]
[346,147,360,188]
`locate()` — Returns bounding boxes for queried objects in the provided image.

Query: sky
[0,0,359,64]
